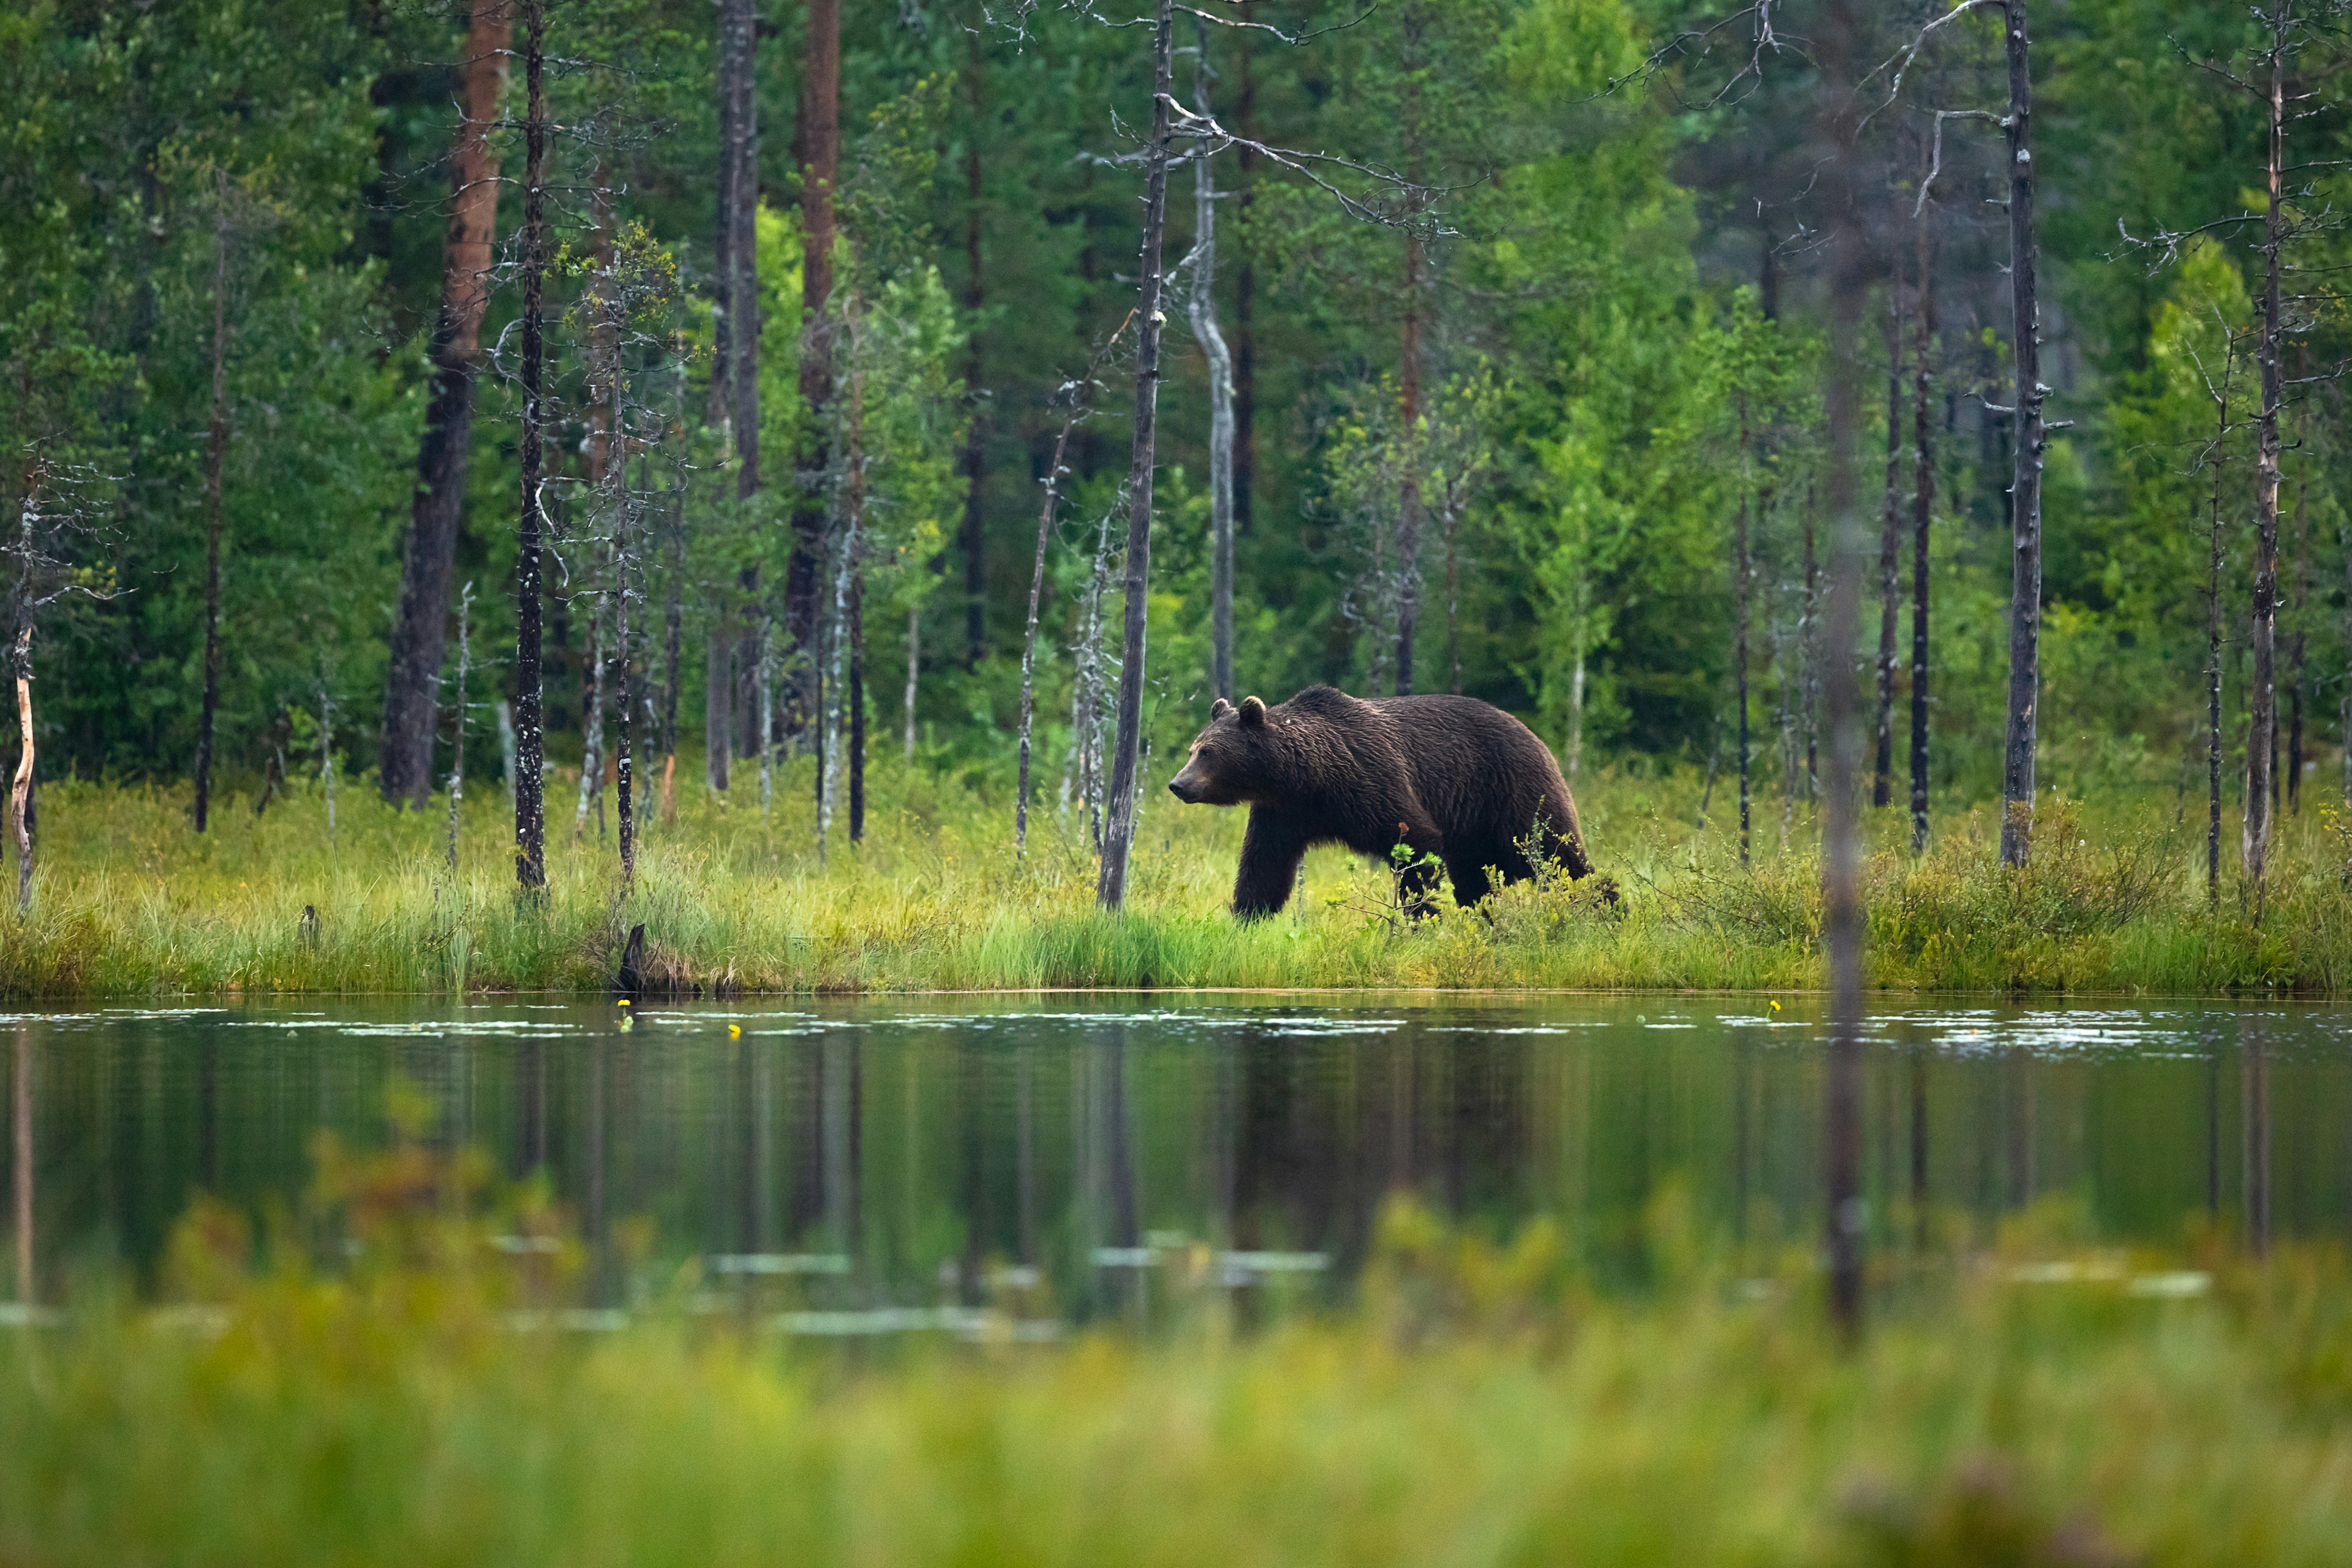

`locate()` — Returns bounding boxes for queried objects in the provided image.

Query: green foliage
[7,769,2352,1000]
[6,1152,2352,1565]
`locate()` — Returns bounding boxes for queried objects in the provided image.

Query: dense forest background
[2,0,2345,824]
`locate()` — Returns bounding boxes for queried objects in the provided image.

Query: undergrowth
[3,1136,2350,1566]
[2,757,2347,998]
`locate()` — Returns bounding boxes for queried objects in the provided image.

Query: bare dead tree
[1095,0,1179,911]
[1872,214,1905,810]
[2192,328,2240,905]
[1018,317,1129,857]
[384,2,514,809]
[575,544,608,843]
[1994,1,2046,870]
[512,0,550,894]
[2244,0,2291,917]
[2286,448,2309,814]
[1185,19,1237,704]
[447,582,474,872]
[1907,172,1937,855]
[4,456,113,913]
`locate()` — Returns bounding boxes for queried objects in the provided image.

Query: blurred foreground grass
[6,753,2352,997]
[4,1135,2350,1567]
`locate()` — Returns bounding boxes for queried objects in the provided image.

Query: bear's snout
[1167,755,1214,804]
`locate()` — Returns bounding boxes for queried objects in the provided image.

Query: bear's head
[1167,695,1272,805]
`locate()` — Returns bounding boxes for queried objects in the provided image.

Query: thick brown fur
[1166,685,1597,918]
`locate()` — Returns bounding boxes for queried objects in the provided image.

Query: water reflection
[4,1000,2349,1317]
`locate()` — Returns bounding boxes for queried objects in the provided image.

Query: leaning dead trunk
[1018,321,1124,856]
[1095,0,1177,911]
[1996,0,2046,869]
[383,2,513,807]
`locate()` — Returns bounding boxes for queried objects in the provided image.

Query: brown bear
[1166,685,1596,918]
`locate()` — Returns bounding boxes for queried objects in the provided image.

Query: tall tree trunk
[1908,189,1937,855]
[1733,397,1752,867]
[513,0,549,894]
[193,193,230,835]
[706,608,733,792]
[726,0,763,783]
[2288,464,2307,813]
[663,481,683,792]
[1803,487,1820,798]
[1189,29,1236,703]
[959,13,987,672]
[1391,4,1426,696]
[1997,0,2045,869]
[711,0,737,440]
[612,399,635,886]
[2245,0,2287,914]
[849,565,864,842]
[383,2,512,808]
[447,585,472,870]
[788,0,840,726]
[1233,13,1257,536]
[1815,0,1869,1344]
[575,554,608,841]
[904,606,920,761]
[729,0,759,499]
[1095,0,1175,911]
[2204,341,2233,902]
[1872,238,1905,809]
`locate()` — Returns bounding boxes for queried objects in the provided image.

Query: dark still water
[5,998,2349,1317]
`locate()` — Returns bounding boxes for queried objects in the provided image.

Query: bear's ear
[1211,696,1233,720]
[1238,695,1267,728]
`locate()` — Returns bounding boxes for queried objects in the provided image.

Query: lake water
[6,997,2348,1321]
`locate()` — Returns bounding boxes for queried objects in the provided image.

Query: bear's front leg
[1233,809,1309,918]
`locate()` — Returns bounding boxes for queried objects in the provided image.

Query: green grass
[6,1151,2352,1567]
[4,753,2350,998]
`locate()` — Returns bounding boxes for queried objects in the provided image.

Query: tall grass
[4,756,2349,998]
[4,1148,2350,1567]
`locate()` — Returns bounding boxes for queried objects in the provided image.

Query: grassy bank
[3,756,2349,998]
[5,1161,2351,1567]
